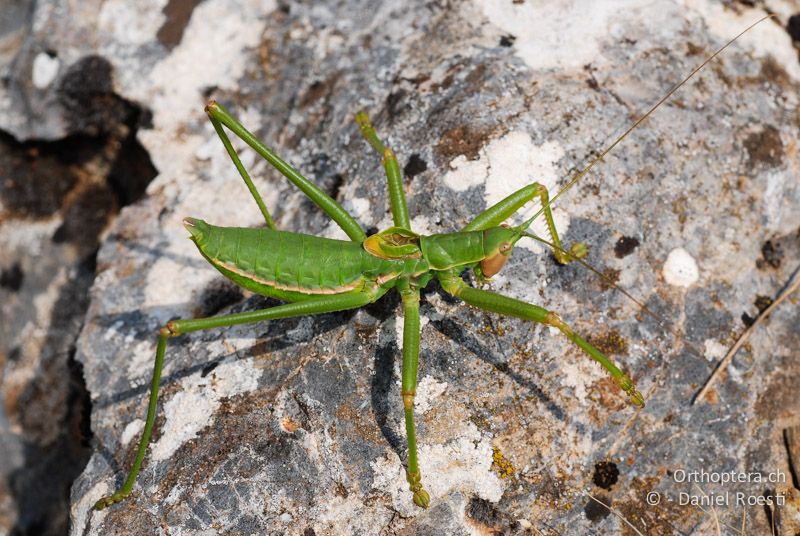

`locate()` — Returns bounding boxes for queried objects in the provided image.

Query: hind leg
[94,289,383,510]
[206,101,366,242]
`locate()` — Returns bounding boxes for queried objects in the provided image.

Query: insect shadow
[92,295,360,409]
[369,282,567,460]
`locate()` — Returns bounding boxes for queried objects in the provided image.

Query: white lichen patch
[71,477,111,530]
[663,247,699,287]
[125,338,162,381]
[164,485,184,506]
[98,0,166,47]
[32,52,60,89]
[320,220,351,240]
[150,358,263,462]
[477,0,666,71]
[138,0,275,129]
[316,492,393,535]
[121,419,145,446]
[682,0,800,82]
[442,131,569,256]
[409,214,435,236]
[371,422,503,516]
[101,0,277,203]
[345,197,372,221]
[414,376,448,414]
[443,155,486,192]
[764,170,798,234]
[703,339,728,362]
[486,138,569,253]
[144,255,218,323]
[150,388,213,462]
[557,358,607,406]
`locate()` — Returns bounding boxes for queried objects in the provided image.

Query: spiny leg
[397,281,429,507]
[355,112,411,229]
[94,289,382,510]
[463,182,585,265]
[438,272,644,407]
[205,101,366,242]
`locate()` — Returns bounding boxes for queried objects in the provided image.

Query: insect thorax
[419,231,486,270]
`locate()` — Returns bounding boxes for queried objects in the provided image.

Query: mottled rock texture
[0,2,157,534]
[2,0,800,534]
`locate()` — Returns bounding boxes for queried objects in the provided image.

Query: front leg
[463,182,586,265]
[438,272,644,407]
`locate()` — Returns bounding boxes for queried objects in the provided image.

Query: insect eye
[499,242,512,253]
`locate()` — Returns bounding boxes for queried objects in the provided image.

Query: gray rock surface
[5,0,798,534]
[0,2,158,532]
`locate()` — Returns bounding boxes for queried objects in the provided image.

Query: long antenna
[522,232,662,323]
[528,15,774,223]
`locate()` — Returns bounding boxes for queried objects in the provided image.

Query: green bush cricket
[93,16,769,511]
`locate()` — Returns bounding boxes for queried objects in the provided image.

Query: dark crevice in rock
[106,125,157,206]
[59,56,137,137]
[584,493,611,522]
[157,0,205,50]
[783,427,800,489]
[0,263,24,291]
[0,130,83,218]
[786,14,800,43]
[2,63,157,534]
[327,172,345,201]
[403,153,427,178]
[0,117,155,225]
[592,460,619,490]
[8,256,94,536]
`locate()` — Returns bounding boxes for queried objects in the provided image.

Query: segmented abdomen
[186,220,397,296]
[208,227,371,292]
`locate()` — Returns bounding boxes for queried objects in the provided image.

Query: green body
[95,19,765,508]
[186,218,505,297]
[95,101,652,512]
